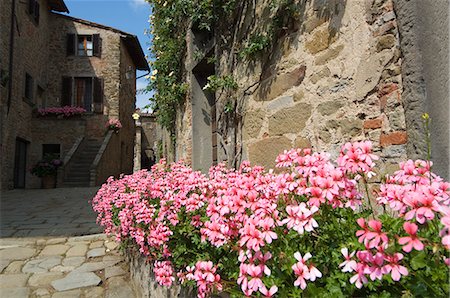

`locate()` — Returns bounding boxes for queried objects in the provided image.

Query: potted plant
[30,155,63,189]
[106,118,122,133]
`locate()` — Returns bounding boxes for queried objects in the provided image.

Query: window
[24,73,33,102]
[28,0,40,24]
[67,34,101,57]
[74,77,93,111]
[61,77,103,113]
[77,35,93,56]
[42,144,61,159]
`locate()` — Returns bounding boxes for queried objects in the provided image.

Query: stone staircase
[63,138,102,187]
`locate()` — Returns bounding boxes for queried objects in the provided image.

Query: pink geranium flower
[398,222,424,252]
[339,248,357,272]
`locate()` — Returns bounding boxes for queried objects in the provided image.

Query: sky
[63,0,153,110]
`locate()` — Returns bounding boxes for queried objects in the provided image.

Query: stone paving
[0,187,102,237]
[0,187,137,297]
[0,234,136,297]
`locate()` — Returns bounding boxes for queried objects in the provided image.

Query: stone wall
[1,0,54,189]
[394,0,449,179]
[169,0,424,177]
[118,39,137,175]
[125,248,194,298]
[140,114,159,169]
[28,117,87,188]
[1,4,141,189]
[47,14,121,121]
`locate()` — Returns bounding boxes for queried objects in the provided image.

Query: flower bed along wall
[92,141,449,298]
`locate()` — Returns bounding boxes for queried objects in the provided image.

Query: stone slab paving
[0,187,102,238]
[0,234,136,297]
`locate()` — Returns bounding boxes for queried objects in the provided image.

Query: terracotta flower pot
[41,175,56,189]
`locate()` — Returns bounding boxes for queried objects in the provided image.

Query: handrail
[64,137,84,166]
[90,130,113,186]
[58,136,83,187]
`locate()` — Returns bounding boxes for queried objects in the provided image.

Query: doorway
[14,138,28,188]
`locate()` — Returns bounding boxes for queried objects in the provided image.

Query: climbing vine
[146,0,236,131]
[146,0,302,153]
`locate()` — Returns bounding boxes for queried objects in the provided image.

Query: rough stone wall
[172,0,413,176]
[140,114,160,168]
[0,0,53,189]
[28,117,87,188]
[47,14,121,122]
[1,5,141,189]
[118,39,137,175]
[126,249,194,298]
[394,0,449,179]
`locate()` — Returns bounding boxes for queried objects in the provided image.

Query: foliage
[203,75,238,92]
[146,0,236,131]
[239,33,270,59]
[106,118,122,132]
[36,106,86,118]
[30,154,63,177]
[92,141,450,297]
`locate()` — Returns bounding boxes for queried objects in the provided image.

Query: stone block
[268,103,312,135]
[39,245,70,256]
[66,244,88,257]
[62,257,85,267]
[266,96,294,112]
[84,286,104,298]
[0,247,36,260]
[28,272,63,287]
[51,272,101,291]
[4,260,24,273]
[22,256,62,273]
[243,109,265,140]
[315,45,344,65]
[0,287,30,297]
[380,131,408,147]
[354,49,394,100]
[0,273,30,288]
[376,34,396,52]
[248,136,292,170]
[87,247,106,258]
[317,101,344,116]
[256,66,306,101]
[310,67,331,84]
[294,137,311,149]
[305,25,337,54]
[364,118,383,129]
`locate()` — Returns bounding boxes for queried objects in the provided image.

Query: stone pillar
[394,0,449,179]
[133,118,142,173]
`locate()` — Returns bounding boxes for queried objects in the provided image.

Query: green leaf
[410,251,427,270]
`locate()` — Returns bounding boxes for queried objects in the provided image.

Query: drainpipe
[7,0,16,115]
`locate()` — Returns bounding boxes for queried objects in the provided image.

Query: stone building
[0,0,149,189]
[157,0,448,180]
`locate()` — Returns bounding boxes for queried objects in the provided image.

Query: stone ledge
[125,248,195,298]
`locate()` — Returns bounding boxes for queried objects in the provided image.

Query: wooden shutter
[67,34,75,56]
[61,77,72,107]
[93,77,103,113]
[34,1,40,24]
[28,0,35,15]
[93,34,101,57]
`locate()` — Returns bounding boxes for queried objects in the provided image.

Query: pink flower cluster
[106,118,122,130]
[377,159,450,248]
[92,141,449,296]
[37,106,86,117]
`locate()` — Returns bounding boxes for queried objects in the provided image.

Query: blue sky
[64,0,152,110]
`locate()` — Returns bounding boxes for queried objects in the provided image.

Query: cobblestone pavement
[0,187,102,238]
[0,234,136,297]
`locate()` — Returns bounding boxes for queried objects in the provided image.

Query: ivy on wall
[146,0,300,132]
